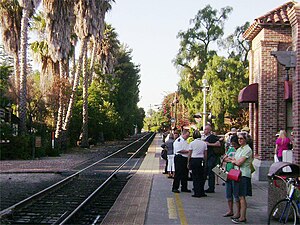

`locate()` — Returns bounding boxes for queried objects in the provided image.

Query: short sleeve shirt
[234,144,253,178]
[188,138,207,158]
[173,136,189,157]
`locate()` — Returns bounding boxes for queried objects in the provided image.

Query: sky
[106,0,290,113]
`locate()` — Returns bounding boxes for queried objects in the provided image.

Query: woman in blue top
[230,133,253,224]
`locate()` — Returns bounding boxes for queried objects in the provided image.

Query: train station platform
[101,134,269,225]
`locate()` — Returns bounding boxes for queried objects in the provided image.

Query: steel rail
[57,132,155,225]
[0,133,151,218]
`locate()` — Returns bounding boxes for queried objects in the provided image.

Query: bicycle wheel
[268,199,298,225]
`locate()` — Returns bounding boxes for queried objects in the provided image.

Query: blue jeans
[225,180,239,201]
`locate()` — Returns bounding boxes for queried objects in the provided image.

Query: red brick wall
[288,4,300,165]
[259,41,280,160]
[250,27,293,161]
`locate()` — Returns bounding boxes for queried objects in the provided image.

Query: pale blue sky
[106,0,290,112]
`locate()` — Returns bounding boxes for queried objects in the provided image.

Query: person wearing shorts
[223,140,240,218]
[230,133,253,224]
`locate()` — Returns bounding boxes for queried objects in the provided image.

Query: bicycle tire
[268,199,299,225]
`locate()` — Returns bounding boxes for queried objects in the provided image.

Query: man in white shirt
[172,129,191,193]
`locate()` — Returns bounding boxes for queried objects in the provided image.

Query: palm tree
[63,0,114,147]
[97,24,119,75]
[89,0,113,83]
[62,38,85,133]
[81,0,114,147]
[18,0,41,135]
[0,0,22,107]
[42,0,74,142]
[30,12,56,103]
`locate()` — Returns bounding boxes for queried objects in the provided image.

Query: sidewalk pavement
[145,173,268,225]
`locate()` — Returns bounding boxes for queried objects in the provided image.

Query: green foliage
[114,46,142,136]
[69,45,143,143]
[144,109,168,132]
[0,64,13,107]
[30,11,46,34]
[174,5,233,112]
[218,22,251,65]
[30,40,49,59]
[204,55,248,132]
[26,71,48,124]
[171,5,249,133]
[0,135,32,159]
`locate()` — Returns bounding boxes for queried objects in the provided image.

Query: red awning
[284,81,292,100]
[238,83,258,103]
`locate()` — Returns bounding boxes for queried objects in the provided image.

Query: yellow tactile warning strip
[174,194,188,225]
[101,135,160,225]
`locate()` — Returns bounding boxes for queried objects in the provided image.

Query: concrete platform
[101,134,269,225]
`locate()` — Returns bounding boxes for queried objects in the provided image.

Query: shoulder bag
[212,158,228,181]
[161,148,167,160]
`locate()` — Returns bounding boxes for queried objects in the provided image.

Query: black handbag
[161,148,167,160]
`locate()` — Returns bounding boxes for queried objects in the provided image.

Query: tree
[203,55,248,132]
[18,0,41,135]
[218,22,251,66]
[30,11,61,121]
[0,0,22,97]
[174,5,233,114]
[114,46,141,137]
[42,0,74,143]
[97,24,119,75]
[89,0,113,83]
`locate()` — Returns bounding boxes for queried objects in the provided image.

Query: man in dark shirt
[203,124,221,193]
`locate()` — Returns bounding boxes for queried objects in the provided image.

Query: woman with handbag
[222,140,240,218]
[230,133,253,224]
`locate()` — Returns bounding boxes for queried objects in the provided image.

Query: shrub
[0,135,32,159]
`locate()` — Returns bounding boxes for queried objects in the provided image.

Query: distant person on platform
[203,124,221,193]
[165,132,179,178]
[274,130,291,162]
[172,129,191,193]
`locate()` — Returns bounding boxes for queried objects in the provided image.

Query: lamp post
[202,79,209,130]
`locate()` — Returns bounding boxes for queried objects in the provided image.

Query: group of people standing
[161,125,254,224]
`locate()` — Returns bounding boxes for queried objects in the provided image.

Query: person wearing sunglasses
[230,133,253,224]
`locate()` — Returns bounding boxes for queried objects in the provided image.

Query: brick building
[239,1,300,180]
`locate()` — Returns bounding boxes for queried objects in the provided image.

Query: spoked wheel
[268,199,299,225]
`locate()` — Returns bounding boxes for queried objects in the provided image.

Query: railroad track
[0,132,155,225]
